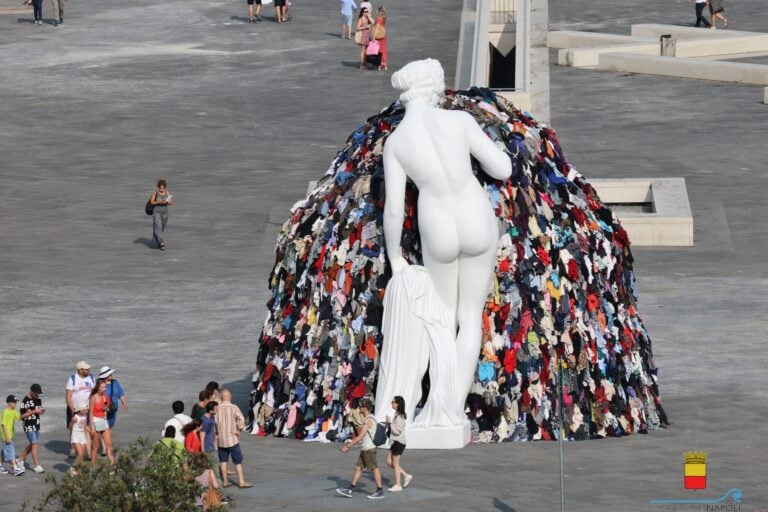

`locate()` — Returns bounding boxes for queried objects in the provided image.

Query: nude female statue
[379,59,511,436]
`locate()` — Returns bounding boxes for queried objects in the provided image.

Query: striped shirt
[215,401,245,448]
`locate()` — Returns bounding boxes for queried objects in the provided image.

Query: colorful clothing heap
[255,88,668,443]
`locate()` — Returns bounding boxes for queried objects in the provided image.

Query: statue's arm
[383,144,409,274]
[465,114,512,180]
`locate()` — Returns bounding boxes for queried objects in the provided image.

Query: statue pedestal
[406,421,471,449]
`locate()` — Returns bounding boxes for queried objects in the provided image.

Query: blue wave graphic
[650,488,742,504]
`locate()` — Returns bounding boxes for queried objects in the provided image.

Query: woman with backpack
[385,395,412,491]
[148,178,173,250]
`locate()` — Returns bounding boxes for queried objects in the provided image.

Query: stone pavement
[1,0,767,510]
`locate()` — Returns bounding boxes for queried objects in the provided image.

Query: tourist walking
[247,0,262,23]
[149,178,173,250]
[49,0,64,25]
[27,0,43,25]
[335,398,385,499]
[709,0,728,29]
[688,0,710,27]
[1,395,25,476]
[19,384,46,474]
[355,7,374,69]
[163,401,192,443]
[99,367,128,430]
[340,0,356,39]
[215,389,252,489]
[65,361,95,458]
[274,0,286,23]
[385,396,412,491]
[88,379,115,465]
[68,405,88,467]
[373,6,388,70]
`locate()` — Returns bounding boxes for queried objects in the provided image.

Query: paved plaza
[1,0,767,510]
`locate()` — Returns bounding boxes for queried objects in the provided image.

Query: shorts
[274,0,285,6]
[2,442,16,461]
[247,0,262,4]
[25,431,40,444]
[341,14,352,26]
[71,430,87,445]
[218,444,243,465]
[356,449,378,471]
[390,441,406,456]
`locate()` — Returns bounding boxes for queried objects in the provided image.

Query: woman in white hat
[99,366,128,431]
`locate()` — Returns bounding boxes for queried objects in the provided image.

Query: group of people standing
[23,0,65,26]
[1,361,128,477]
[65,362,128,469]
[160,382,254,491]
[341,0,389,71]
[245,0,290,24]
[689,0,729,29]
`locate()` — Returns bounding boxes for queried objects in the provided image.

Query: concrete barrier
[547,30,654,49]
[764,87,768,104]
[496,90,532,112]
[591,178,694,247]
[675,34,768,58]
[598,53,768,85]
[558,43,659,67]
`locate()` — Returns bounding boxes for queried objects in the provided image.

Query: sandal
[239,482,253,489]
[222,483,232,488]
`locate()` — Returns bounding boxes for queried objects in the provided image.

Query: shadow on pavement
[132,237,156,249]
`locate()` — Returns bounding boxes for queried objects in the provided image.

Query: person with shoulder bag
[355,7,373,69]
[372,6,388,70]
[385,395,412,491]
[148,178,173,251]
[335,398,385,499]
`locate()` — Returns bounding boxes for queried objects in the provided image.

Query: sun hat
[76,361,91,370]
[98,366,116,379]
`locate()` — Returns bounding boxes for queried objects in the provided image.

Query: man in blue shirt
[340,0,357,39]
[99,367,128,429]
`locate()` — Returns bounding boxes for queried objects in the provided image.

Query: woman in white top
[385,396,413,492]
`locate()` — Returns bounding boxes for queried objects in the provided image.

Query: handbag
[373,24,386,40]
[202,487,222,510]
[354,30,363,45]
[366,39,380,56]
[145,195,155,215]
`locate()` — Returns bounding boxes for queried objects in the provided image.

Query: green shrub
[22,438,226,512]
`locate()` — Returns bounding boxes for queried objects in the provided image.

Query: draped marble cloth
[256,88,666,442]
[378,265,464,428]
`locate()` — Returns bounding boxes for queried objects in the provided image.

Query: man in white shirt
[688,0,711,28]
[65,361,95,458]
[162,401,192,443]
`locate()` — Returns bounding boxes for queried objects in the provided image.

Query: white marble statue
[375,59,512,448]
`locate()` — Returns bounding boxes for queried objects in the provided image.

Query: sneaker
[367,489,385,500]
[53,20,58,26]
[335,488,353,498]
[403,474,413,488]
[59,18,63,24]
[33,465,45,474]
[388,485,403,492]
[13,467,25,476]
[221,495,234,505]
[0,466,8,474]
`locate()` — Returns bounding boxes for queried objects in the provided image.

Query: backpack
[365,415,388,447]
